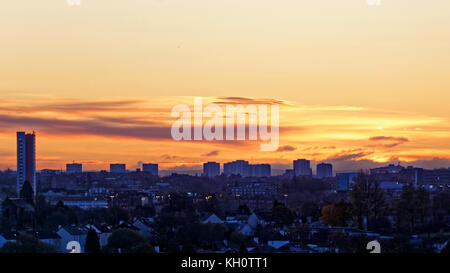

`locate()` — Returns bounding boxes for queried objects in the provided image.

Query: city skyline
[1,123,450,173]
[9,130,450,178]
[1,1,450,172]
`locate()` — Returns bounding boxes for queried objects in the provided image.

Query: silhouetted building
[370,164,404,174]
[316,163,333,178]
[66,163,82,174]
[142,163,158,176]
[250,164,271,177]
[337,172,358,191]
[17,132,36,196]
[110,164,126,173]
[422,169,450,186]
[282,169,294,179]
[293,159,312,177]
[224,160,250,177]
[203,162,220,177]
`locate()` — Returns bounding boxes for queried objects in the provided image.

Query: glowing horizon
[1,1,450,172]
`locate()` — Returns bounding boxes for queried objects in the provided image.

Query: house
[0,232,18,248]
[133,218,154,239]
[115,221,140,231]
[247,213,261,229]
[237,224,254,236]
[201,213,224,224]
[307,244,331,253]
[85,224,112,247]
[57,226,88,253]
[267,240,290,250]
[249,245,276,253]
[35,232,61,249]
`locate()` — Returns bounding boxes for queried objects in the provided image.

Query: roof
[35,232,61,239]
[86,224,112,234]
[115,222,139,231]
[200,213,224,223]
[61,226,88,235]
[134,218,154,227]
[268,240,290,250]
[0,232,19,240]
[2,198,35,212]
[249,245,276,253]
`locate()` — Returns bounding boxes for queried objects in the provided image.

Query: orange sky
[1,0,450,172]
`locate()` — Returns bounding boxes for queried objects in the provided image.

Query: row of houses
[0,217,155,253]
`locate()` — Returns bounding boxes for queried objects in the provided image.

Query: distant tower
[142,163,158,176]
[110,163,126,173]
[66,162,83,174]
[293,159,312,177]
[17,131,36,197]
[316,162,333,178]
[203,162,220,177]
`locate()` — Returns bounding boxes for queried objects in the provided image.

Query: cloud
[0,114,173,141]
[2,98,147,114]
[327,152,372,162]
[369,136,409,148]
[214,97,288,105]
[203,150,220,157]
[369,136,409,142]
[276,145,296,152]
[160,154,182,161]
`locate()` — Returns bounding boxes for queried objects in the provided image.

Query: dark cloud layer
[276,145,297,152]
[0,114,172,140]
[203,150,220,157]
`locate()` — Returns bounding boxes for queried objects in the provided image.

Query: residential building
[293,159,312,177]
[201,213,224,224]
[110,164,126,173]
[337,172,359,191]
[250,164,271,177]
[57,226,88,253]
[203,162,220,177]
[316,163,333,179]
[66,163,82,174]
[17,132,36,196]
[223,160,250,177]
[142,163,158,176]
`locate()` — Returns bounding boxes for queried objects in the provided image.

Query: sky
[1,0,450,172]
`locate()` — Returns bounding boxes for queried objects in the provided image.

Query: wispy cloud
[276,145,296,152]
[203,150,220,157]
[369,136,409,148]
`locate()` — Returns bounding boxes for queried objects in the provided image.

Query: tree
[299,201,321,222]
[197,223,227,250]
[106,228,155,253]
[166,240,180,253]
[229,231,247,246]
[432,191,450,226]
[181,243,196,253]
[271,201,294,227]
[415,187,431,225]
[85,228,101,253]
[396,184,431,233]
[349,173,388,230]
[237,204,251,216]
[20,181,34,205]
[0,235,56,253]
[320,200,352,227]
[239,243,248,254]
